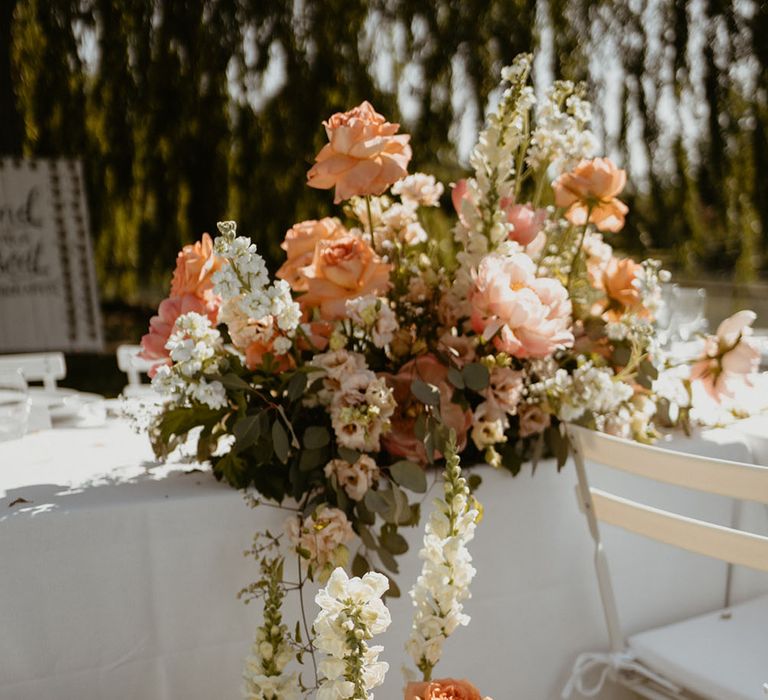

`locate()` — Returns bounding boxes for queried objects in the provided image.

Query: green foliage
[6,0,767,297]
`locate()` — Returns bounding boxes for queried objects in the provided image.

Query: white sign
[0,158,103,352]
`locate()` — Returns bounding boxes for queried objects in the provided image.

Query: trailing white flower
[406,432,480,681]
[151,312,228,409]
[313,568,391,700]
[242,557,300,700]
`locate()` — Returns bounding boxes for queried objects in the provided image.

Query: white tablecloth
[2,418,767,700]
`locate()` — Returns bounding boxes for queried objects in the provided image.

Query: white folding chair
[0,352,66,390]
[116,344,157,398]
[563,424,768,700]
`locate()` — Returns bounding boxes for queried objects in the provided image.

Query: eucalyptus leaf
[219,372,252,392]
[447,366,465,389]
[384,576,400,598]
[379,529,408,555]
[389,460,427,493]
[352,553,369,577]
[364,489,391,515]
[287,372,308,401]
[462,362,490,391]
[299,447,327,472]
[377,546,399,574]
[233,414,261,452]
[338,447,361,463]
[272,420,290,463]
[411,379,441,406]
[467,473,482,492]
[358,525,377,550]
[303,426,330,449]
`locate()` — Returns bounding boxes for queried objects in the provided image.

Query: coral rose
[307,101,412,203]
[170,233,222,301]
[382,354,473,463]
[691,310,761,401]
[553,157,628,232]
[139,294,217,376]
[276,218,346,292]
[469,251,574,358]
[405,678,490,700]
[300,234,392,319]
[603,257,643,310]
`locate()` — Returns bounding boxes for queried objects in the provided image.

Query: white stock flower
[313,568,391,700]
[407,436,480,679]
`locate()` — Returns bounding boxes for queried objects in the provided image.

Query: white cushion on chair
[628,593,768,700]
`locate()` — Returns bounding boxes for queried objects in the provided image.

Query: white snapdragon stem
[242,557,301,700]
[406,431,481,682]
[313,568,391,700]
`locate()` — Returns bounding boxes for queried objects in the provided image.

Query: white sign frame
[0,158,104,353]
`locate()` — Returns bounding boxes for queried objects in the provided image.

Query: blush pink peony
[307,101,412,203]
[139,294,217,376]
[469,252,574,358]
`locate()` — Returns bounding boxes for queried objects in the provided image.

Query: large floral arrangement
[139,53,762,582]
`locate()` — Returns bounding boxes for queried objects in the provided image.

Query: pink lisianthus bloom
[139,294,217,376]
[690,310,761,401]
[307,101,412,203]
[469,252,574,358]
[382,354,473,464]
[452,179,545,246]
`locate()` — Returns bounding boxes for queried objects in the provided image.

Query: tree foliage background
[2,0,767,302]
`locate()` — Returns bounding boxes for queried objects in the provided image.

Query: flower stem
[566,216,591,294]
[297,538,319,688]
[365,195,375,240]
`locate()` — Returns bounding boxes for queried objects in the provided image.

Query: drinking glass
[674,287,707,342]
[0,370,30,441]
[654,282,678,347]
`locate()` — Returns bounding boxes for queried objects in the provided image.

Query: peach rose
[691,310,761,401]
[139,294,216,376]
[276,218,346,292]
[307,101,412,203]
[405,678,490,700]
[603,257,642,310]
[244,335,295,372]
[382,354,472,463]
[552,157,628,232]
[469,252,574,358]
[170,233,222,301]
[300,234,392,319]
